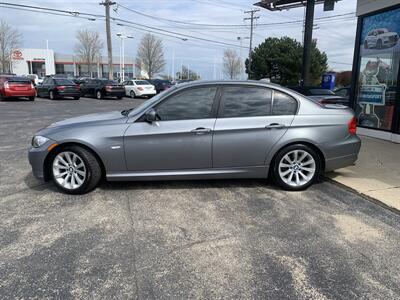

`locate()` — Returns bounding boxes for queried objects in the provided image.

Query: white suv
[364,28,399,49]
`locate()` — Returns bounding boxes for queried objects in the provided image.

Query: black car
[289,86,349,106]
[334,87,350,99]
[79,78,125,99]
[36,77,80,100]
[147,79,172,94]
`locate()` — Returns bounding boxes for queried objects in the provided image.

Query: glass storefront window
[355,7,400,131]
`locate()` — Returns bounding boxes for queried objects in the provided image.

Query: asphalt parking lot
[1,96,400,299]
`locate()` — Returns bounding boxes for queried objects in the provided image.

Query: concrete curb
[324,177,400,216]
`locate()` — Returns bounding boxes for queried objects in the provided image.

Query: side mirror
[145,108,157,123]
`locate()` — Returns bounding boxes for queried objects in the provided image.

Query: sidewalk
[327,135,400,212]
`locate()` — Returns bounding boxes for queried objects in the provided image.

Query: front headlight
[32,136,49,148]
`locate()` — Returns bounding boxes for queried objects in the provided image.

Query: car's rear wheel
[364,41,368,49]
[130,90,135,98]
[28,96,35,101]
[51,146,102,194]
[377,40,382,49]
[272,144,321,191]
[96,90,103,100]
[117,95,123,100]
[74,96,80,100]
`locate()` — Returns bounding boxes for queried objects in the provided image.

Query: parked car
[289,86,349,106]
[0,75,36,101]
[364,28,399,49]
[36,77,80,100]
[80,78,125,99]
[147,79,172,94]
[29,80,361,194]
[122,79,157,98]
[334,87,350,99]
[24,74,44,86]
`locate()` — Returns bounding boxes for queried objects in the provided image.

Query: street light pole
[116,33,133,83]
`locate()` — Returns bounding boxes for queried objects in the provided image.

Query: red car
[0,75,36,101]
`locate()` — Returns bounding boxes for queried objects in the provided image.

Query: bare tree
[74,30,103,77]
[0,20,22,73]
[137,33,166,79]
[223,49,242,79]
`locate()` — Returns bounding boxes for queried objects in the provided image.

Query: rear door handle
[265,123,285,129]
[191,127,212,134]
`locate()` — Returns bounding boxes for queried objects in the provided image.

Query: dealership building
[351,0,400,143]
[11,48,142,79]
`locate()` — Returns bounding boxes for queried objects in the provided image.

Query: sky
[0,0,358,79]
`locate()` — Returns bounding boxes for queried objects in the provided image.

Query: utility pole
[244,9,259,79]
[100,0,115,80]
[302,0,315,86]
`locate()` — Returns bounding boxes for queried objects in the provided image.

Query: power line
[0,2,246,49]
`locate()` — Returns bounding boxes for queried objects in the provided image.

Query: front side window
[221,86,272,118]
[272,91,298,115]
[155,86,217,121]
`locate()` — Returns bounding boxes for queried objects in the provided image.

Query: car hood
[47,111,127,128]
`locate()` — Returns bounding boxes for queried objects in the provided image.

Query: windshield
[135,80,150,85]
[54,79,75,85]
[100,79,118,85]
[309,89,335,95]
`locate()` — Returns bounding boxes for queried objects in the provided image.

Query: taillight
[348,117,357,135]
[138,87,144,91]
[4,81,9,89]
[105,85,112,91]
[56,86,65,90]
[75,85,80,90]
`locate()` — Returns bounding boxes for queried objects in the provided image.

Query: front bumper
[28,139,57,180]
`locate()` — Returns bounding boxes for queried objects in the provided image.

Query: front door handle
[191,127,212,134]
[265,123,285,129]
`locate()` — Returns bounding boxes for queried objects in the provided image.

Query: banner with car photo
[356,7,400,130]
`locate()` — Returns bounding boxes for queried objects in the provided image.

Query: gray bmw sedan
[29,81,361,194]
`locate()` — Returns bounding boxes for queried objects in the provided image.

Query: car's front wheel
[49,90,57,100]
[272,144,321,191]
[96,90,103,100]
[51,146,102,194]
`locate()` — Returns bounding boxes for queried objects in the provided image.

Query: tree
[223,49,242,79]
[175,65,200,80]
[0,20,22,73]
[246,37,327,86]
[137,33,166,79]
[335,71,352,87]
[74,29,103,77]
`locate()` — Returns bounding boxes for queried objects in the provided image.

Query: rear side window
[221,86,272,118]
[135,80,150,85]
[272,91,298,115]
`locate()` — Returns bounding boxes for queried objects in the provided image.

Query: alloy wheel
[52,151,86,190]
[278,149,316,187]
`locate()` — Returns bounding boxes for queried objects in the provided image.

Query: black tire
[130,90,135,98]
[117,95,123,100]
[50,146,102,195]
[28,96,35,101]
[271,144,321,191]
[74,96,80,100]
[49,90,57,100]
[96,90,103,100]
[364,41,368,49]
[0,93,4,101]
[377,40,382,49]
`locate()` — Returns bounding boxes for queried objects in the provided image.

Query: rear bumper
[136,90,157,96]
[104,91,125,97]
[4,90,35,97]
[57,91,81,98]
[322,135,361,172]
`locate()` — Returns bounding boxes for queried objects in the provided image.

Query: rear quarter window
[272,91,298,115]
